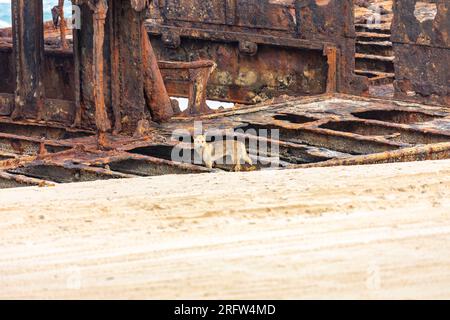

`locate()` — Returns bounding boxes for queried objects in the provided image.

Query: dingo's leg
[203,151,214,169]
[240,144,253,165]
[231,145,241,172]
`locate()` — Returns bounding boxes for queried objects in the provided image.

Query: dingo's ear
[193,135,205,147]
[195,135,206,142]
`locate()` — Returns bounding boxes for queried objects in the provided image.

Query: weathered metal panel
[0,46,14,95]
[393,44,449,105]
[0,0,367,126]
[392,0,450,105]
[110,0,147,133]
[43,49,75,101]
[149,0,366,103]
[0,93,14,116]
[295,0,364,94]
[152,39,328,103]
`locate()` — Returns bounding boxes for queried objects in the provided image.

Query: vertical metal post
[225,0,237,25]
[11,0,45,120]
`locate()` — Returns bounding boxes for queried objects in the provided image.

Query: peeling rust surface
[1,93,450,188]
[392,0,450,106]
[1,0,364,128]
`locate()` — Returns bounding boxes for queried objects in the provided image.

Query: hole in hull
[128,145,178,161]
[106,158,208,176]
[273,113,318,124]
[8,164,129,184]
[352,110,443,124]
[239,123,399,155]
[0,153,14,161]
[0,122,92,139]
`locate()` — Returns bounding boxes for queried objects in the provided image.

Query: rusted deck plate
[1,94,450,188]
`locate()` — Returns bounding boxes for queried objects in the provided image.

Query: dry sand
[1,160,450,299]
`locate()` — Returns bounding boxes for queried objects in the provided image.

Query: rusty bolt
[239,41,258,56]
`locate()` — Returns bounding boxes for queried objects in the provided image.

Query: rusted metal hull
[148,0,366,102]
[0,0,369,127]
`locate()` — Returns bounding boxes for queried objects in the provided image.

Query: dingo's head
[194,135,207,149]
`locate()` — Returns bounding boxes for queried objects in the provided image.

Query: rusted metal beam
[90,0,112,148]
[109,0,121,134]
[148,0,367,104]
[158,60,217,115]
[72,0,177,137]
[11,0,45,120]
[324,45,338,94]
[58,0,68,49]
[0,170,55,188]
[185,60,216,115]
[292,142,450,169]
